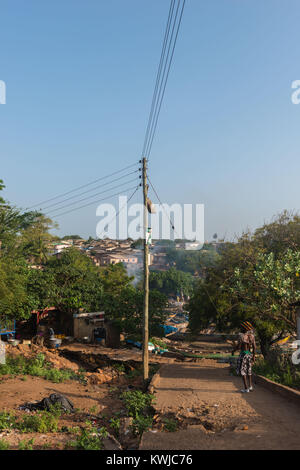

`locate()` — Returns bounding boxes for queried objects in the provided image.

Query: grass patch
[0,439,10,450]
[0,406,62,434]
[18,438,35,450]
[163,417,178,432]
[0,353,85,384]
[66,423,108,450]
[0,411,16,431]
[17,411,60,433]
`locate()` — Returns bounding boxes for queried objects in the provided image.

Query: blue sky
[0,0,299,240]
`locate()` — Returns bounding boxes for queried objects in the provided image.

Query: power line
[96,185,141,239]
[141,0,186,160]
[147,175,181,239]
[145,0,186,159]
[41,169,139,212]
[142,0,176,157]
[46,176,140,215]
[49,184,140,219]
[144,0,181,158]
[27,162,139,210]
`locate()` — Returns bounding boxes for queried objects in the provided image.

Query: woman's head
[241,321,254,333]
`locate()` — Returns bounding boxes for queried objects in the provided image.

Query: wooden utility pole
[142,157,149,381]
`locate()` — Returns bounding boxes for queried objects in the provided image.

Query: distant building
[90,251,139,266]
[185,242,202,251]
[53,244,72,255]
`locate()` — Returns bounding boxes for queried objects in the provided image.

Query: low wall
[254,374,300,407]
[148,364,166,394]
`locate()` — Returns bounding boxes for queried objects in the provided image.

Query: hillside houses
[49,237,183,271]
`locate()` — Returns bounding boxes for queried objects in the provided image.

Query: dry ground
[141,358,300,450]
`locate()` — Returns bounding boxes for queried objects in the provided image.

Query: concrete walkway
[140,359,300,450]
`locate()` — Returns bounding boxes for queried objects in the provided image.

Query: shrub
[253,348,300,390]
[121,390,155,418]
[131,415,153,436]
[109,417,121,436]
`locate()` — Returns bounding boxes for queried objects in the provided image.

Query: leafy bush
[163,418,178,432]
[112,364,125,373]
[109,417,120,436]
[253,349,300,390]
[125,367,143,380]
[121,390,155,418]
[131,415,153,436]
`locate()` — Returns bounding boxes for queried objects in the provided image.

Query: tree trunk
[257,331,273,359]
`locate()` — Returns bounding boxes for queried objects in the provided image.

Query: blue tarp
[161,324,178,335]
[126,339,142,349]
[0,319,16,337]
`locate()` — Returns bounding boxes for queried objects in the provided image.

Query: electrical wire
[144,0,181,158]
[146,0,186,159]
[96,185,141,239]
[141,0,176,157]
[26,162,139,210]
[147,175,181,239]
[41,169,140,212]
[141,0,186,160]
[49,184,140,219]
[46,176,140,215]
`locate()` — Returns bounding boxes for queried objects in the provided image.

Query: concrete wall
[74,318,105,340]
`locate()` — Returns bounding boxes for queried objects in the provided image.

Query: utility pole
[142,157,149,381]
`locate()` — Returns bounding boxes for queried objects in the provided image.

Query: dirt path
[140,359,300,450]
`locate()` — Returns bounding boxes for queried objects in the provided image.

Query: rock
[102,433,122,450]
[119,417,133,438]
[123,437,140,450]
[118,417,139,449]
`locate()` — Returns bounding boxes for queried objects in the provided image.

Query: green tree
[98,263,133,295]
[0,257,34,321]
[149,268,195,298]
[20,212,58,264]
[102,286,167,337]
[188,212,300,357]
[232,250,300,355]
